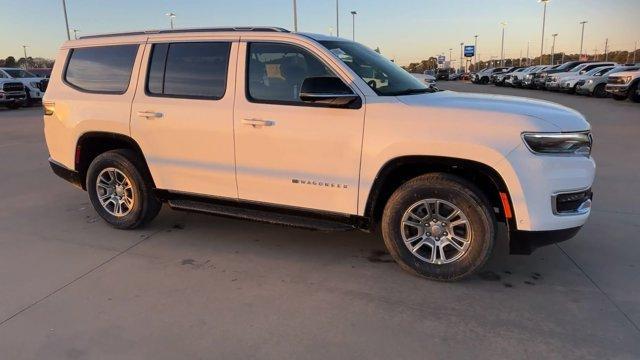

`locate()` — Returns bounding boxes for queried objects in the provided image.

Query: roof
[79,26,290,40]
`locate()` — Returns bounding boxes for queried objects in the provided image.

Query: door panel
[131,39,239,198]
[233,41,365,214]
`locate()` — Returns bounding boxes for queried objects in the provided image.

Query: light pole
[474,35,478,71]
[336,0,339,37]
[604,38,609,61]
[550,33,558,64]
[634,41,637,63]
[61,0,71,40]
[579,21,587,59]
[459,42,464,73]
[449,48,452,69]
[500,21,507,67]
[350,11,357,41]
[292,0,298,32]
[538,0,550,65]
[73,29,80,40]
[22,45,29,69]
[166,12,176,29]
[526,41,530,66]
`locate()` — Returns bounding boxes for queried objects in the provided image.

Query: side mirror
[299,77,360,107]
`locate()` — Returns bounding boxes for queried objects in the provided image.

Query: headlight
[587,79,593,84]
[29,82,40,88]
[522,132,592,156]
[621,76,632,84]
[525,74,532,79]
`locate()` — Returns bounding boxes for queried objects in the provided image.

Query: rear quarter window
[64,44,139,93]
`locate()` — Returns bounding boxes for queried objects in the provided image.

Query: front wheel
[86,149,161,229]
[593,84,607,98]
[381,173,496,281]
[628,83,640,103]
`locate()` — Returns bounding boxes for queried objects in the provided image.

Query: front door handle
[242,118,276,128]
[137,110,163,119]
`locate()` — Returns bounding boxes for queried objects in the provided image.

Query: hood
[395,90,590,132]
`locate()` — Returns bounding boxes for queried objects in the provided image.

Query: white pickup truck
[44,27,595,281]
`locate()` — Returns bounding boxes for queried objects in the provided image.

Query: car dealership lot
[1,86,639,359]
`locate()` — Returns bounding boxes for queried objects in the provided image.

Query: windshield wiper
[388,88,433,96]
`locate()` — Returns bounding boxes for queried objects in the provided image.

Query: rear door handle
[242,118,276,128]
[137,110,163,118]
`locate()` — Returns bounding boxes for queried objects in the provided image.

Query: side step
[168,198,356,232]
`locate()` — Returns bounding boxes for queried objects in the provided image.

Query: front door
[233,41,365,214]
[131,38,239,198]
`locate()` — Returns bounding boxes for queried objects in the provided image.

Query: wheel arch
[364,155,515,231]
[75,131,155,190]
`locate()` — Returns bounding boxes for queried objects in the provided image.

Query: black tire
[628,82,640,103]
[24,90,32,107]
[86,149,161,229]
[612,94,627,101]
[593,84,607,98]
[381,173,496,281]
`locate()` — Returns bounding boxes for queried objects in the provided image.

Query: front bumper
[575,85,593,95]
[0,92,27,103]
[606,84,629,96]
[49,158,83,189]
[496,143,596,232]
[545,81,561,90]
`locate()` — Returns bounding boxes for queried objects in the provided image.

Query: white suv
[0,67,45,104]
[44,27,595,281]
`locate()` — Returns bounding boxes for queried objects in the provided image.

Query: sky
[1,0,638,66]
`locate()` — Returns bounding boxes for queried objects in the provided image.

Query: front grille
[607,77,626,85]
[576,80,586,86]
[554,189,592,214]
[2,82,25,92]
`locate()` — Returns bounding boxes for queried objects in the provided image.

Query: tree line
[1,56,55,69]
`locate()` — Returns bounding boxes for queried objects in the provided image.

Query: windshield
[319,41,430,96]
[4,69,36,78]
[587,67,613,76]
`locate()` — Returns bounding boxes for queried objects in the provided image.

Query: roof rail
[79,27,290,40]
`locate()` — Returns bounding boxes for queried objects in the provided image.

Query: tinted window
[147,42,230,99]
[65,45,138,93]
[247,42,334,103]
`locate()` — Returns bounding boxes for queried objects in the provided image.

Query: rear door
[131,36,239,198]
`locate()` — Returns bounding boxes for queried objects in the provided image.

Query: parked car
[545,62,617,91]
[436,68,452,80]
[523,65,556,88]
[501,67,528,86]
[532,61,587,89]
[558,65,615,94]
[491,67,523,86]
[576,65,640,97]
[606,69,640,102]
[471,67,508,84]
[0,79,27,109]
[411,72,438,90]
[0,67,47,105]
[44,27,595,281]
[505,66,541,87]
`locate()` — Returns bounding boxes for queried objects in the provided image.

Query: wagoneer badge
[292,179,349,189]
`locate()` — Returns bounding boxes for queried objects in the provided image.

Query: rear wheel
[381,173,496,281]
[86,149,161,229]
[593,84,607,98]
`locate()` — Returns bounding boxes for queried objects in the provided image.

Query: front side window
[65,45,138,93]
[320,40,430,96]
[147,42,231,99]
[247,42,334,103]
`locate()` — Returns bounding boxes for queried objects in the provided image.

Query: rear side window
[146,42,230,99]
[64,45,138,93]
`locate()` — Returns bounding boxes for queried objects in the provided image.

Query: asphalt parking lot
[1,84,639,359]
